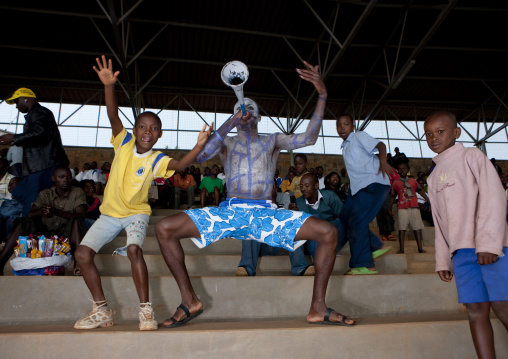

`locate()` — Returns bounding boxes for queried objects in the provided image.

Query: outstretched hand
[93,55,120,86]
[377,159,397,179]
[296,61,327,96]
[197,122,213,148]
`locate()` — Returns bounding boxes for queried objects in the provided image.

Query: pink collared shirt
[428,143,508,272]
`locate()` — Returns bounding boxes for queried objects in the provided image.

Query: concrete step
[1,315,507,359]
[5,251,407,277]
[0,274,462,325]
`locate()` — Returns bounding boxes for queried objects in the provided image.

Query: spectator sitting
[81,180,101,232]
[217,166,226,182]
[388,161,429,253]
[199,164,223,207]
[95,162,111,195]
[6,145,23,178]
[288,154,309,199]
[75,162,99,183]
[173,169,196,209]
[315,166,325,189]
[0,158,14,204]
[281,169,296,200]
[285,166,295,180]
[0,177,22,243]
[201,166,211,180]
[192,167,201,191]
[324,171,346,203]
[0,167,87,276]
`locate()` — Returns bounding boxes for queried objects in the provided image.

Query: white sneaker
[139,303,158,331]
[74,300,114,330]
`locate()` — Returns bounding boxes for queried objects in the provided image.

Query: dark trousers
[13,166,56,217]
[376,194,395,236]
[340,183,389,268]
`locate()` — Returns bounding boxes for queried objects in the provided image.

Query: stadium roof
[1,0,507,143]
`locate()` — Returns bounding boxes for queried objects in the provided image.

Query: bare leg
[0,223,22,276]
[213,187,220,206]
[155,213,203,326]
[397,230,406,253]
[466,302,496,359]
[491,301,508,332]
[70,218,84,274]
[74,245,107,302]
[414,229,425,253]
[297,217,355,325]
[200,188,209,208]
[127,244,149,303]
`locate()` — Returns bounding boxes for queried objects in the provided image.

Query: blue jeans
[339,183,389,268]
[13,166,56,217]
[238,239,310,276]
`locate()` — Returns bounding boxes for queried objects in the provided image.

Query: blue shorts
[184,201,312,252]
[452,247,508,303]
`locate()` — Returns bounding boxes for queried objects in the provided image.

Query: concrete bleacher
[1,206,507,358]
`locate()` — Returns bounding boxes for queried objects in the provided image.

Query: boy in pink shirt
[424,111,508,359]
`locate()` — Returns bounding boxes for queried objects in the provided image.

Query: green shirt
[199,176,223,193]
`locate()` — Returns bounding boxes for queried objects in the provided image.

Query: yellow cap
[5,88,36,105]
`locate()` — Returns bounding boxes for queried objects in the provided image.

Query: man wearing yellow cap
[0,88,69,216]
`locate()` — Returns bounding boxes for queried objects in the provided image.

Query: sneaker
[74,300,114,330]
[139,303,158,331]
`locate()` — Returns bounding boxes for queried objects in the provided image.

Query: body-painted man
[156,62,355,327]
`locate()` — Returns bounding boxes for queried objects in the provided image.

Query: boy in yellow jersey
[74,56,211,331]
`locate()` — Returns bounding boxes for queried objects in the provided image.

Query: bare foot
[307,308,355,325]
[163,300,203,327]
[397,250,404,254]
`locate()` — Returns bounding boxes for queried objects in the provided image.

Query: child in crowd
[424,111,508,359]
[388,161,429,253]
[324,171,347,203]
[73,56,211,331]
[288,154,309,199]
[199,164,223,207]
[336,114,394,274]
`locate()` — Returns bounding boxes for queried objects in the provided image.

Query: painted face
[133,112,162,154]
[424,114,461,154]
[234,98,260,130]
[300,175,318,199]
[53,169,72,190]
[336,116,354,140]
[397,163,409,178]
[294,157,307,175]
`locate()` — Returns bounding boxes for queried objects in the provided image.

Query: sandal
[162,303,203,328]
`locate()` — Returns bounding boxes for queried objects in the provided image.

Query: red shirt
[392,177,419,209]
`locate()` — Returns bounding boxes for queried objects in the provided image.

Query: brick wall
[64,146,508,176]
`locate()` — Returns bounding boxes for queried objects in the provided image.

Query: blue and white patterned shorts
[184,202,312,252]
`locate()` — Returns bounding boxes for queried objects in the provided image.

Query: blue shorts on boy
[453,247,508,303]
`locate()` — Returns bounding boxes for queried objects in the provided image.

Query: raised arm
[167,123,213,171]
[195,112,244,163]
[93,55,123,137]
[275,62,327,151]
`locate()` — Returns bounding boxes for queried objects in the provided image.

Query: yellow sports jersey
[100,128,174,217]
[288,171,309,199]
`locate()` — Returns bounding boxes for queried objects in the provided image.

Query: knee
[155,219,174,241]
[466,302,490,321]
[321,222,338,246]
[126,244,143,261]
[74,245,94,264]
[491,301,508,319]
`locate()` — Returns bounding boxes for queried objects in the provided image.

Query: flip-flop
[372,246,393,260]
[73,267,82,276]
[162,303,203,328]
[308,308,355,326]
[344,267,379,275]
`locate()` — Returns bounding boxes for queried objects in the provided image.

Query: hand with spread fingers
[93,55,120,87]
[296,61,327,97]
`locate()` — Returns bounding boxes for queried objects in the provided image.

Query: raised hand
[93,55,120,86]
[296,61,327,96]
[197,123,213,148]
